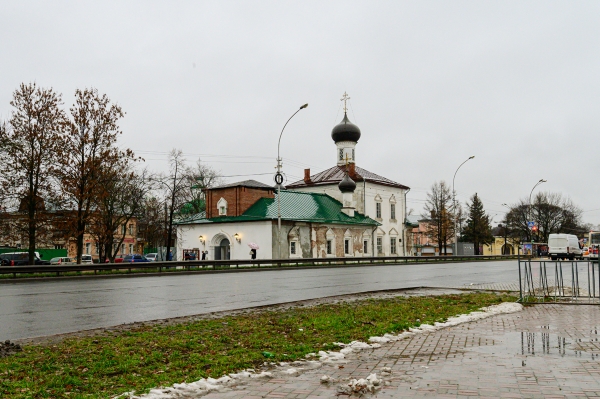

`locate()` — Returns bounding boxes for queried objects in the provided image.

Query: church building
[287,93,411,256]
[175,93,409,260]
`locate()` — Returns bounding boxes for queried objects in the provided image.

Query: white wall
[290,182,407,256]
[177,220,273,260]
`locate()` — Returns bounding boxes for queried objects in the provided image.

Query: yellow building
[482,236,519,255]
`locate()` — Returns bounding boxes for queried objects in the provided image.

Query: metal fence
[0,254,520,279]
[519,258,600,302]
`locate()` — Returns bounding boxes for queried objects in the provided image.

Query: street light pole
[276,103,308,259]
[501,203,510,255]
[452,156,474,256]
[528,179,546,243]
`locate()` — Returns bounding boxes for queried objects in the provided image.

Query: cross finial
[340,92,350,113]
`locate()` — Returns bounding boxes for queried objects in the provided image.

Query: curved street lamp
[452,156,474,255]
[528,179,546,243]
[276,103,308,259]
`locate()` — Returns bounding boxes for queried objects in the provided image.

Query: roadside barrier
[0,254,519,279]
[518,258,600,302]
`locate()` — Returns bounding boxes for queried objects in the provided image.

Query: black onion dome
[331,113,361,143]
[338,173,356,193]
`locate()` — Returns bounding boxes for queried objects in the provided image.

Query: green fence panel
[0,248,67,259]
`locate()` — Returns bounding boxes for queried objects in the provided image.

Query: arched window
[217,197,228,216]
[326,229,335,257]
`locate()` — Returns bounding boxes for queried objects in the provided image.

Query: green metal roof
[175,191,379,226]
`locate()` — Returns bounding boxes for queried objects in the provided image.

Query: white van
[81,254,93,264]
[548,233,583,260]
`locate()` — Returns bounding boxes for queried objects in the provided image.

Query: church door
[219,238,230,260]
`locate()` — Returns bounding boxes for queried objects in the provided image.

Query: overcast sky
[1,1,599,225]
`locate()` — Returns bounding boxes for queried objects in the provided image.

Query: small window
[121,243,125,254]
[129,224,134,235]
[376,203,382,219]
[363,240,368,254]
[352,149,355,160]
[344,239,350,255]
[290,241,296,255]
[129,244,133,254]
[390,238,397,255]
[121,225,126,235]
[339,148,344,161]
[377,237,383,254]
[390,204,396,220]
[327,240,332,255]
[85,242,90,254]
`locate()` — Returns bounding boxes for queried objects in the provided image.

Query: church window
[290,241,296,255]
[339,148,344,161]
[390,204,396,220]
[326,240,332,255]
[217,197,228,216]
[363,240,368,254]
[344,239,350,255]
[376,202,382,219]
[377,237,383,254]
[352,149,355,160]
[390,238,397,255]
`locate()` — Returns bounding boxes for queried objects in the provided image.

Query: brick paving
[203,305,600,398]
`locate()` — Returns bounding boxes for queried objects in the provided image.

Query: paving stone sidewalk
[204,304,600,399]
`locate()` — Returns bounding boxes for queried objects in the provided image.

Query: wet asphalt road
[0,260,517,340]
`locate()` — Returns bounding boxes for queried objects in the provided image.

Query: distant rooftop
[211,179,274,190]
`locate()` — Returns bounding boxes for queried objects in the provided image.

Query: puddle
[471,326,600,360]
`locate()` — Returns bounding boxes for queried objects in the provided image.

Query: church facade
[287,96,411,256]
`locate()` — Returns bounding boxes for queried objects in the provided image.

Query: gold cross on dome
[340,92,350,113]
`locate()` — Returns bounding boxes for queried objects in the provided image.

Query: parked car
[0,252,51,266]
[583,247,590,258]
[81,254,93,264]
[123,254,151,263]
[145,253,159,262]
[49,257,75,265]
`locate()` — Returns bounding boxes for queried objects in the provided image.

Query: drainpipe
[372,225,377,257]
[363,180,366,215]
[404,188,411,256]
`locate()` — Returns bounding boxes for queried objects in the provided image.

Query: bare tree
[56,88,136,264]
[88,166,148,262]
[505,192,585,243]
[151,149,190,260]
[423,181,455,255]
[137,196,167,252]
[181,158,223,214]
[1,83,66,264]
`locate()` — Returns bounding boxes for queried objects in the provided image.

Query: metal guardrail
[0,254,520,279]
[518,258,600,302]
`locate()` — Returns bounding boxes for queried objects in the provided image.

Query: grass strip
[0,292,516,398]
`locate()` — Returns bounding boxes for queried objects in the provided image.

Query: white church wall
[289,182,407,256]
[177,220,273,261]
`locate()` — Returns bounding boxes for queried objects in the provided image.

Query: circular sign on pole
[274,173,284,185]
